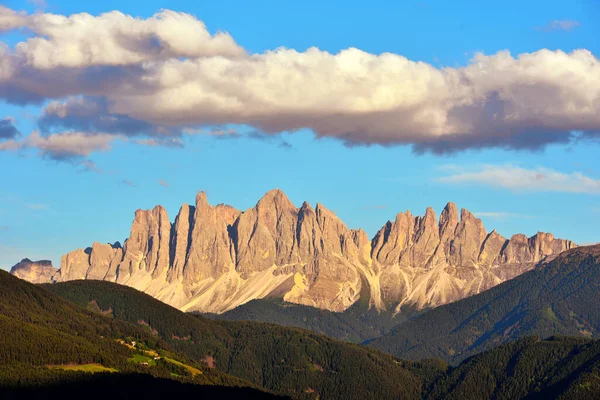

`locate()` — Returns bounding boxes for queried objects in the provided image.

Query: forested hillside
[203,296,403,342]
[369,245,600,364]
[0,270,286,399]
[36,275,600,399]
[428,336,600,400]
[45,279,445,400]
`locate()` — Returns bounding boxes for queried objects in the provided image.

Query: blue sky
[0,0,599,269]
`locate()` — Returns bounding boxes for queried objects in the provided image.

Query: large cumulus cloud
[0,6,599,157]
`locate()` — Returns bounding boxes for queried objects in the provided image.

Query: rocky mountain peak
[423,207,437,225]
[460,208,475,220]
[440,202,458,224]
[13,191,577,315]
[299,200,314,213]
[195,191,209,207]
[256,188,295,211]
[10,258,59,284]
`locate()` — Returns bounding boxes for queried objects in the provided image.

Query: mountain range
[10,189,575,315]
[4,245,600,399]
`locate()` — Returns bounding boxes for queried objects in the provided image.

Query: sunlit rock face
[12,190,576,314]
[10,258,59,284]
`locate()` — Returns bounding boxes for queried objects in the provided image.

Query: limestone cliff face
[10,258,58,284]
[12,190,576,314]
[370,204,575,311]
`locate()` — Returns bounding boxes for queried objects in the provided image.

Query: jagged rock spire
[15,191,575,314]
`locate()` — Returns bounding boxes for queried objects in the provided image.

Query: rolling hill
[43,279,445,400]
[202,295,403,343]
[34,270,600,399]
[0,269,281,398]
[428,335,600,400]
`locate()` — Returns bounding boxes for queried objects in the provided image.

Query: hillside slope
[428,336,600,400]
[42,275,600,399]
[369,245,600,364]
[203,296,403,342]
[45,279,445,400]
[0,270,281,398]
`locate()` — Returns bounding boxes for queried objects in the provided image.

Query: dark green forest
[202,295,403,342]
[428,336,600,400]
[45,279,443,400]
[0,270,283,398]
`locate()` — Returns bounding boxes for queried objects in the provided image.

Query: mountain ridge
[12,189,575,314]
[368,244,600,364]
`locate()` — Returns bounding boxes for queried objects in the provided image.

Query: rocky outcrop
[11,190,576,314]
[10,258,58,284]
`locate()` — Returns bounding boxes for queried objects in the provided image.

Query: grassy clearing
[49,364,117,373]
[143,349,159,357]
[116,339,136,350]
[129,353,156,366]
[164,357,202,376]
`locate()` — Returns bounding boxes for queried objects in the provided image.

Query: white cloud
[0,139,21,151]
[0,7,244,69]
[0,130,120,160]
[0,6,26,31]
[0,6,598,154]
[26,131,117,160]
[438,165,600,194]
[158,179,169,188]
[539,19,581,32]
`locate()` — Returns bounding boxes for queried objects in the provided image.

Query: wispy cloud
[184,127,239,137]
[134,138,184,148]
[538,19,581,32]
[79,159,103,174]
[0,225,9,231]
[26,203,49,211]
[278,140,294,150]
[247,131,294,149]
[364,205,388,210]
[122,179,135,187]
[0,130,119,161]
[158,179,169,188]
[474,211,538,220]
[437,165,600,194]
[27,0,47,11]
